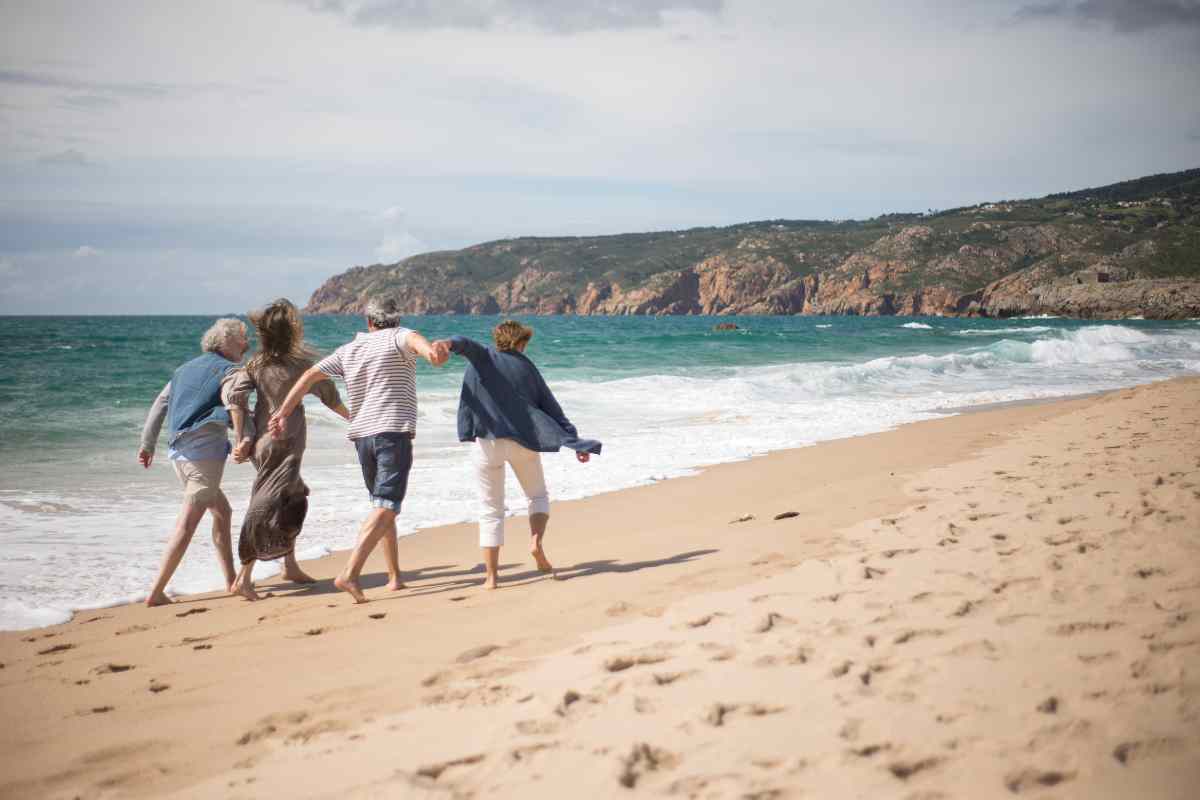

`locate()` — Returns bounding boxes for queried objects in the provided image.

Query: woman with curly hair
[226,298,349,600]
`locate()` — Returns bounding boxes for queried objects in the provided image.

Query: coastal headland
[0,377,1197,798]
[306,168,1200,320]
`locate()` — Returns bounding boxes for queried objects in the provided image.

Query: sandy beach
[1,376,1197,799]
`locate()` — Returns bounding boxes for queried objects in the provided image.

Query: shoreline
[2,376,1197,798]
[0,383,1149,634]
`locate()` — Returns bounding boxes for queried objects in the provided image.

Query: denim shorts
[353,432,413,513]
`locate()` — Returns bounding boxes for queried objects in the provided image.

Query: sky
[1,0,1198,314]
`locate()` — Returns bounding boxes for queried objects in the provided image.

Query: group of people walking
[138,297,601,606]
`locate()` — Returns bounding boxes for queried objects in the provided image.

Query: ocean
[2,314,1198,630]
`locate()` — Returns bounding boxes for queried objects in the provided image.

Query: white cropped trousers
[474,438,550,547]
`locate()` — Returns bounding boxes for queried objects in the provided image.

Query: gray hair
[364,297,402,329]
[201,318,247,354]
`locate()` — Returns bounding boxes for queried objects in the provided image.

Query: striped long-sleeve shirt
[316,328,417,440]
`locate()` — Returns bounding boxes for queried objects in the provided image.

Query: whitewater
[1,315,1197,630]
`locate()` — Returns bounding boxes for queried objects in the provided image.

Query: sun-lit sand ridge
[1,378,1197,799]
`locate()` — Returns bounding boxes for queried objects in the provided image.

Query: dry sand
[1,377,1197,799]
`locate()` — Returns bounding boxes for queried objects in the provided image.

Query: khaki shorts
[172,459,227,507]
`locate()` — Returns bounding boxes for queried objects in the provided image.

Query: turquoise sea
[2,314,1198,629]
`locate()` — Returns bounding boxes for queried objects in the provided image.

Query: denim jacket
[163,352,238,447]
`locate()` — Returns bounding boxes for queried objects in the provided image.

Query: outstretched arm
[405,330,448,366]
[269,366,334,437]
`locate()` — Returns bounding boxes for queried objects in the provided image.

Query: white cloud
[373,207,426,263]
[72,245,99,258]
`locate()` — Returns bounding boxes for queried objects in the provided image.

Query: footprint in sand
[888,757,941,780]
[617,743,677,788]
[1052,621,1123,636]
[368,613,386,620]
[850,743,892,758]
[604,652,669,672]
[1005,768,1074,792]
[93,663,134,674]
[115,624,151,636]
[37,643,75,656]
[754,612,791,633]
[414,753,487,781]
[455,644,500,664]
[1113,737,1185,765]
[175,607,208,617]
[304,628,325,636]
[149,681,170,694]
[894,629,945,645]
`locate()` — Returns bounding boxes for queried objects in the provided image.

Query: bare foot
[386,577,407,591]
[334,574,368,603]
[530,545,554,573]
[145,591,173,608]
[233,579,260,602]
[484,575,499,590]
[284,568,317,584]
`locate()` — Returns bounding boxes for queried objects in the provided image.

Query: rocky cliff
[306,167,1200,319]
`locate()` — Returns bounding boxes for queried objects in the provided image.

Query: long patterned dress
[226,358,342,564]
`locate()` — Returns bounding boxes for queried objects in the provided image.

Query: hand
[232,439,253,463]
[268,412,288,439]
[138,449,154,469]
[576,451,590,464]
[430,340,451,367]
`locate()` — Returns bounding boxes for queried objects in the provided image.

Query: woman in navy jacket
[438,321,600,589]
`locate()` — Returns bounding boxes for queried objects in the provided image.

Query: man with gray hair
[271,298,448,603]
[138,317,257,607]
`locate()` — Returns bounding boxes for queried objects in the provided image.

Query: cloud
[374,206,427,262]
[72,245,99,258]
[0,257,15,276]
[0,68,171,98]
[38,148,92,166]
[1015,0,1200,32]
[293,0,723,33]
[60,94,120,111]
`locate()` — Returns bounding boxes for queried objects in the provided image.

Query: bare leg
[482,546,500,589]
[208,491,237,593]
[380,524,406,590]
[529,512,552,572]
[232,560,260,601]
[282,550,316,584]
[146,502,207,607]
[334,508,397,603]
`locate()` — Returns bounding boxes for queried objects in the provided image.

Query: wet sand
[1,377,1197,799]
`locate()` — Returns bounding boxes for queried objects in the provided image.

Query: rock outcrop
[306,168,1200,319]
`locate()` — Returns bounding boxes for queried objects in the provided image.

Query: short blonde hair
[492,320,533,352]
[201,318,246,354]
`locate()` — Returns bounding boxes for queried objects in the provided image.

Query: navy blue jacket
[449,336,601,455]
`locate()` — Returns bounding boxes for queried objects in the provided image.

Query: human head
[248,298,306,367]
[364,297,402,330]
[492,320,533,352]
[201,318,249,361]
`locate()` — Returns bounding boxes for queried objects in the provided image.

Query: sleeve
[534,369,578,439]
[315,347,344,379]
[139,382,171,453]
[309,373,343,410]
[448,335,489,368]
[395,327,416,357]
[221,368,253,412]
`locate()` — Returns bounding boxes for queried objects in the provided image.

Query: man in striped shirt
[270,298,448,603]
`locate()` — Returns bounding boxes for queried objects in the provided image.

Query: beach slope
[1,378,1197,798]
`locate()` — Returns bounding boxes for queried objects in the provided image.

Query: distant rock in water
[713,322,739,331]
[305,167,1200,320]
